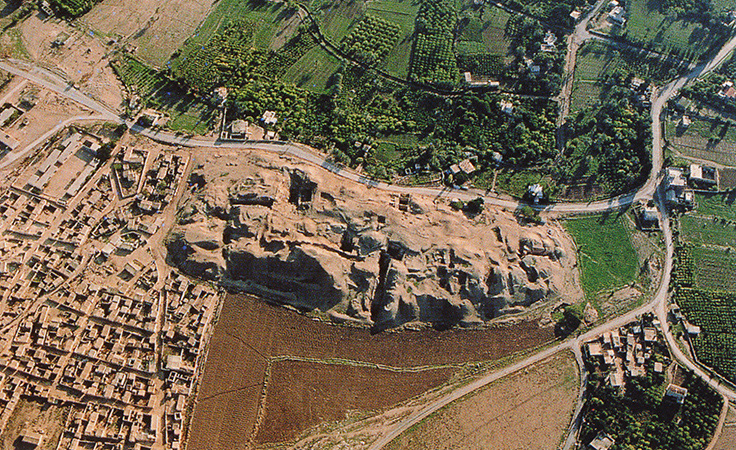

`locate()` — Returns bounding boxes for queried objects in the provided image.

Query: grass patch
[564,213,638,298]
[607,0,726,60]
[691,246,736,292]
[282,45,342,93]
[176,0,297,65]
[680,215,736,248]
[486,169,558,199]
[693,192,736,221]
[306,0,366,42]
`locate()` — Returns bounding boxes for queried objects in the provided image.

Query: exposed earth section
[166,150,583,330]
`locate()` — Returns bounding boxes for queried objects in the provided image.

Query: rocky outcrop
[165,152,583,330]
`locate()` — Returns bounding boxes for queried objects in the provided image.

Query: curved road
[2,28,736,448]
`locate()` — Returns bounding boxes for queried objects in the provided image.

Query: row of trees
[563,85,652,195]
[410,0,458,84]
[49,0,100,17]
[340,15,400,65]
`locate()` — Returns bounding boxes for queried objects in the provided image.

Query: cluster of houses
[136,152,187,214]
[0,116,225,448]
[222,110,280,141]
[718,80,736,100]
[584,318,691,450]
[641,163,720,229]
[607,0,626,26]
[161,273,220,448]
[630,77,652,108]
[112,147,147,198]
[664,163,718,207]
[0,256,220,449]
[585,319,664,388]
[0,94,31,152]
[25,132,102,201]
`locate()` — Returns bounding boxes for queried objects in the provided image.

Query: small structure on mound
[20,430,44,448]
[588,433,615,450]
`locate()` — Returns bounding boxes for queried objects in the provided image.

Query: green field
[368,0,419,77]
[113,56,215,134]
[568,40,684,115]
[691,246,736,292]
[175,0,297,66]
[678,192,736,293]
[564,213,639,298]
[694,192,736,221]
[569,81,603,114]
[666,117,736,166]
[676,288,736,382]
[680,215,736,248]
[282,46,342,93]
[606,0,725,60]
[456,5,512,57]
[574,41,685,84]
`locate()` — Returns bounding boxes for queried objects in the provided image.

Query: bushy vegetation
[676,288,736,382]
[112,55,216,134]
[611,0,730,62]
[562,86,652,194]
[582,363,722,449]
[456,54,505,77]
[340,15,400,65]
[173,20,260,94]
[681,74,736,117]
[409,0,458,85]
[564,213,638,299]
[503,16,564,95]
[502,0,590,29]
[48,0,100,17]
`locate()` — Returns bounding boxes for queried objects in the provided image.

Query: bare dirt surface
[187,293,557,450]
[0,398,68,450]
[16,14,124,111]
[383,351,579,450]
[256,360,455,444]
[712,405,736,450]
[82,0,215,66]
[0,81,98,181]
[169,149,584,330]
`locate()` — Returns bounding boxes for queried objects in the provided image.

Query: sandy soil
[81,0,215,66]
[0,82,92,150]
[383,351,579,450]
[0,398,68,450]
[16,14,124,111]
[712,405,736,450]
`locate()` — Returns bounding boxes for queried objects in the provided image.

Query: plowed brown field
[187,294,556,449]
[256,360,455,443]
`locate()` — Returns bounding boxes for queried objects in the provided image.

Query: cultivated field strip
[187,294,555,449]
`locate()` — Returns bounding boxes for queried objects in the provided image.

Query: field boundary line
[251,359,273,445]
[269,355,465,372]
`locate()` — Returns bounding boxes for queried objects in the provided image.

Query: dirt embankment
[167,150,583,331]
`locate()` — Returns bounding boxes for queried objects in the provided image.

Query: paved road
[0,114,112,170]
